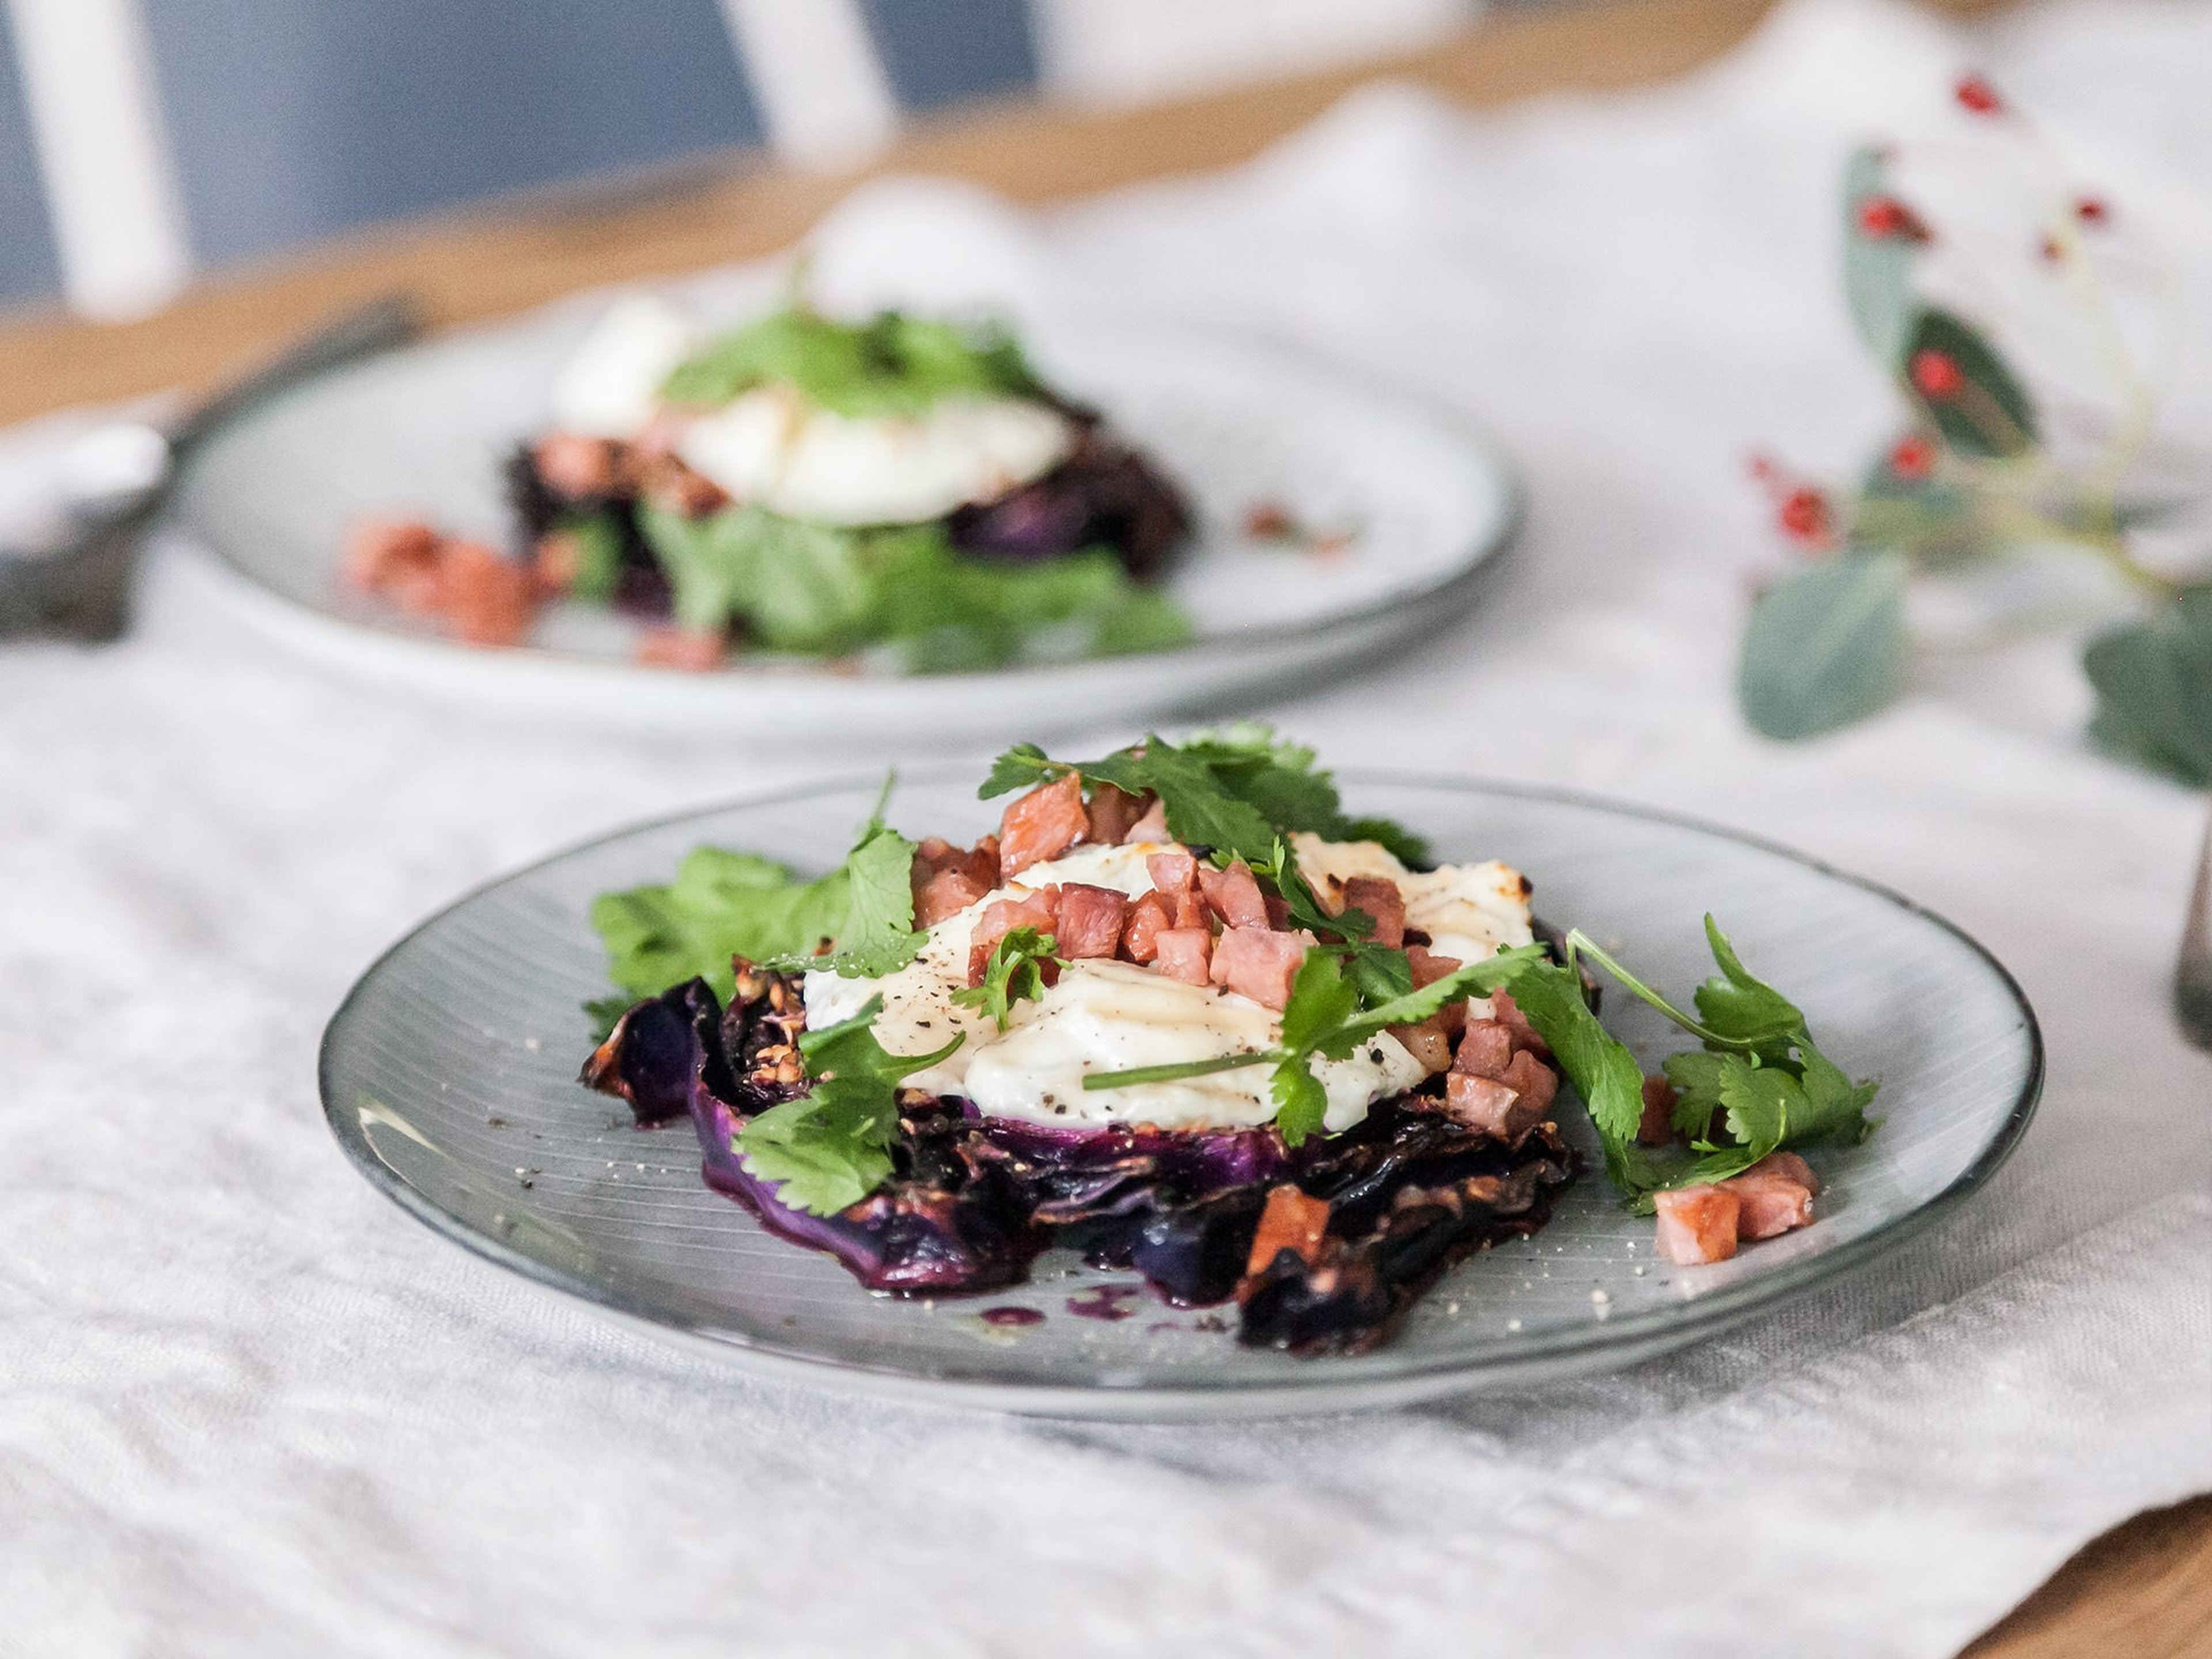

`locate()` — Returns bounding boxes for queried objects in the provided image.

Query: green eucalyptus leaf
[1902,308,2037,460]
[1738,551,1909,741]
[2084,586,2212,787]
[1842,146,1915,366]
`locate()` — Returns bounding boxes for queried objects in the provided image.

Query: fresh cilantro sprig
[733,997,963,1214]
[980,725,1430,867]
[589,787,925,1006]
[1244,838,1414,1009]
[950,928,1065,1031]
[1540,918,1880,1202]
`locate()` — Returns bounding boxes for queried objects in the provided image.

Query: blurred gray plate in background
[171,307,1517,745]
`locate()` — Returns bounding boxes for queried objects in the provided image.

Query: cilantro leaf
[950,927,1064,1031]
[592,802,923,1003]
[1278,950,1358,1055]
[733,998,963,1214]
[1489,956,1649,1185]
[660,305,1040,418]
[1269,1056,1330,1147]
[1692,916,1807,1055]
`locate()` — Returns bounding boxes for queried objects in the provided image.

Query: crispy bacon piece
[1490,988,1551,1060]
[1055,884,1128,959]
[1406,945,1463,988]
[1122,797,1170,843]
[1120,890,1173,963]
[1085,783,1147,846]
[343,518,440,593]
[1340,876,1406,949]
[1638,1074,1680,1146]
[1210,926,1310,1009]
[1654,1185,1741,1264]
[1244,1185,1331,1279]
[1721,1152,1820,1240]
[912,836,1002,928]
[1152,927,1214,986]
[968,888,1060,983]
[1391,1019,1453,1074]
[531,431,623,499]
[1453,1021,1517,1081]
[438,539,538,646]
[999,774,1089,878]
[1145,849,1198,899]
[1199,861,1271,931]
[1440,1050,1556,1146]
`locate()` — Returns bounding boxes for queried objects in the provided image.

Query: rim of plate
[179,320,1524,692]
[320,768,2044,1414]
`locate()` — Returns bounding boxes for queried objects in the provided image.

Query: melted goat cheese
[548,296,699,439]
[1287,832,1536,964]
[802,836,1537,1135]
[677,386,1074,527]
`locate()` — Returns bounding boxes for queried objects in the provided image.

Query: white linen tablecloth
[4,1,2209,1653]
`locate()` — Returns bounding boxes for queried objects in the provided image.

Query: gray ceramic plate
[320,773,2041,1419]
[169,299,1517,745]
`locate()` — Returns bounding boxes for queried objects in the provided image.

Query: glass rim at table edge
[177,323,1525,688]
[319,766,2046,1407]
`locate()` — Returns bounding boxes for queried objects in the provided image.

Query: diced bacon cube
[912,835,1001,921]
[1406,946,1464,988]
[635,626,725,671]
[1719,1153,1820,1240]
[1453,1020,1516,1081]
[967,888,1060,984]
[1085,783,1146,846]
[1055,884,1128,959]
[998,774,1088,878]
[1244,1184,1331,1278]
[1340,876,1406,949]
[1173,888,1209,930]
[1199,861,1271,931]
[1389,1017,1453,1074]
[1653,1185,1742,1264]
[1739,1150,1821,1196]
[343,518,440,594]
[1121,891,1173,963]
[1152,927,1213,986]
[915,869,989,929]
[1209,926,1310,1010]
[1490,988,1551,1059]
[1499,1049,1556,1115]
[438,540,539,647]
[1263,894,1291,930]
[1122,797,1169,844]
[1638,1074,1679,1146]
[1146,850,1199,898]
[1442,1070,1545,1144]
[532,431,623,499]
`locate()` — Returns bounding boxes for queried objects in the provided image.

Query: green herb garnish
[589,792,924,1003]
[660,305,1041,419]
[639,507,1190,669]
[950,928,1065,1031]
[733,997,963,1214]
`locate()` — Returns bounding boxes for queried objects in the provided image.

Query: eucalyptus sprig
[1741,74,2210,781]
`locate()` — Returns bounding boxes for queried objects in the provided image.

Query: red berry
[1910,350,1965,400]
[1889,436,1936,480]
[1855,196,1929,241]
[1954,74,2002,115]
[2074,195,2109,226]
[1778,487,1832,546]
